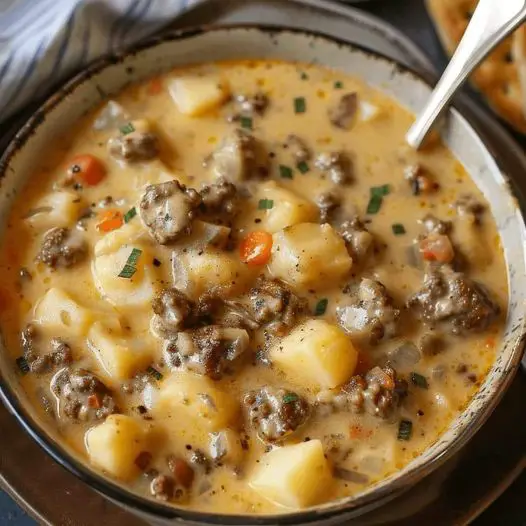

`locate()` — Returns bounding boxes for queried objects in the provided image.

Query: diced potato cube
[169,76,230,116]
[86,414,149,481]
[256,181,318,233]
[34,288,93,336]
[209,428,245,466]
[153,372,239,432]
[271,319,358,389]
[92,244,158,308]
[249,440,333,509]
[94,222,146,257]
[269,223,352,288]
[88,319,153,380]
[134,160,189,189]
[25,191,84,230]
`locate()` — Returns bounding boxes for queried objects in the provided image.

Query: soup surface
[0,60,507,514]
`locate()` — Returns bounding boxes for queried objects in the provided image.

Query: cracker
[426,0,526,132]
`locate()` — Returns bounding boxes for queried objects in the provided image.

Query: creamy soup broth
[0,60,507,514]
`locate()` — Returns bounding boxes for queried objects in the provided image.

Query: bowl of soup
[0,26,524,524]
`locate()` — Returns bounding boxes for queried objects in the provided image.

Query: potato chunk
[86,415,149,481]
[249,440,333,509]
[271,319,358,389]
[153,372,239,433]
[269,223,352,288]
[25,191,84,230]
[169,75,230,116]
[256,181,318,233]
[34,288,93,336]
[88,319,153,381]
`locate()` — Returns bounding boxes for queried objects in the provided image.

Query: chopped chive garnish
[410,372,429,389]
[300,72,309,80]
[392,223,406,235]
[371,184,390,197]
[334,81,344,89]
[147,366,163,381]
[120,122,135,135]
[258,198,274,210]
[314,298,328,316]
[398,419,413,441]
[294,97,307,114]
[240,116,253,130]
[279,165,294,179]
[283,393,299,404]
[16,356,29,375]
[366,194,383,215]
[118,247,142,278]
[123,207,137,223]
[297,161,310,174]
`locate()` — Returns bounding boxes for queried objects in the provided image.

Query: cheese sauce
[0,61,507,514]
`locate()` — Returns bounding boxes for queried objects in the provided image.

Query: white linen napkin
[0,0,199,123]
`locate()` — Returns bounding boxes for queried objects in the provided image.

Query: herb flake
[314,298,328,316]
[240,116,253,130]
[120,122,135,135]
[124,207,137,223]
[297,161,310,174]
[398,419,413,441]
[147,366,163,381]
[334,81,344,89]
[371,184,390,197]
[392,223,406,235]
[294,97,307,114]
[16,356,29,375]
[258,198,274,210]
[410,372,429,389]
[300,72,309,80]
[366,194,383,215]
[279,165,294,179]
[283,393,299,404]
[118,247,142,279]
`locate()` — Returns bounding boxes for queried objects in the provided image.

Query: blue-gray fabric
[0,0,197,122]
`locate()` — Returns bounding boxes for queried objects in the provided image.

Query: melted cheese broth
[0,61,507,514]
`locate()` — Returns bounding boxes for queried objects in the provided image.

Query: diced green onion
[16,356,29,375]
[118,247,142,279]
[300,72,309,80]
[397,419,413,441]
[283,393,299,404]
[279,165,294,179]
[123,207,137,223]
[314,298,328,316]
[410,372,429,389]
[120,122,135,135]
[147,366,163,381]
[294,97,307,114]
[240,116,253,130]
[297,161,310,174]
[371,184,390,197]
[258,198,274,210]
[334,81,344,89]
[392,223,406,235]
[366,194,382,215]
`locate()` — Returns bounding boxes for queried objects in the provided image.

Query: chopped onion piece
[387,342,421,370]
[93,101,129,131]
[359,100,380,122]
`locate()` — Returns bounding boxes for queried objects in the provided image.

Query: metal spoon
[406,0,526,149]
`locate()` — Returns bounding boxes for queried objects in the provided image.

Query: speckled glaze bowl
[0,26,524,525]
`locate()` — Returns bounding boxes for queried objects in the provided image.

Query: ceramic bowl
[0,26,525,525]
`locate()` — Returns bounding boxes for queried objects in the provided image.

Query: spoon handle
[406,0,526,149]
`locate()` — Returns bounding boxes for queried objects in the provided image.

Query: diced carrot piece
[147,76,163,95]
[97,209,123,233]
[239,231,273,266]
[419,234,454,263]
[68,154,106,186]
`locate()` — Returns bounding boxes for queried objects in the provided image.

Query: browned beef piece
[328,92,358,129]
[338,217,374,262]
[164,325,250,379]
[407,266,499,334]
[50,367,116,421]
[244,386,310,443]
[199,178,239,219]
[139,180,201,244]
[284,134,311,162]
[21,325,72,374]
[196,291,259,331]
[108,131,159,162]
[207,129,258,181]
[227,92,269,121]
[37,227,86,268]
[250,276,307,333]
[342,365,408,419]
[314,151,353,185]
[337,278,400,344]
[454,193,485,223]
[151,288,194,338]
[316,192,341,223]
[150,475,176,501]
